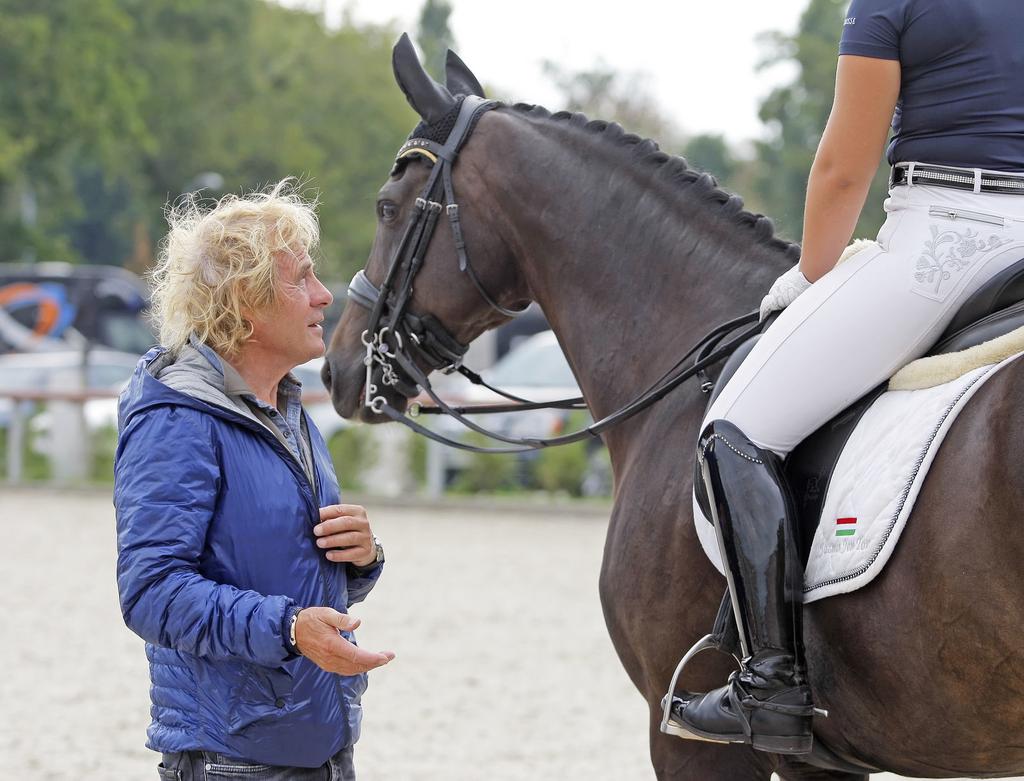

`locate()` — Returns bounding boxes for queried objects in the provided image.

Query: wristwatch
[287,606,304,656]
[353,535,385,571]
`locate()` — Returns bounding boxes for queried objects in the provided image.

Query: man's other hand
[294,607,394,674]
[314,504,377,567]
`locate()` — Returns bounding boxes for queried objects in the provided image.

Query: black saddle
[706,255,1024,560]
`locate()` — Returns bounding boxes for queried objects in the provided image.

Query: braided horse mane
[509,102,802,264]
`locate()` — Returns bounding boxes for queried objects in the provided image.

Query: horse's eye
[377,201,399,223]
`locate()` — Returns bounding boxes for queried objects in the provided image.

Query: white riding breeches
[700,180,1024,458]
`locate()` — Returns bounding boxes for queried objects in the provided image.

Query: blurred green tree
[69,0,256,270]
[417,0,455,81]
[753,0,890,241]
[683,133,737,182]
[206,3,416,282]
[0,0,148,261]
[0,0,418,284]
[541,61,685,154]
[681,133,768,217]
[542,63,760,205]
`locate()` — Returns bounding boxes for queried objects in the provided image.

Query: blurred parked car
[493,302,550,359]
[422,331,609,494]
[0,262,155,355]
[430,329,582,441]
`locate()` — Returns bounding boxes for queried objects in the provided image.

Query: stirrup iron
[660,591,741,738]
[659,633,723,739]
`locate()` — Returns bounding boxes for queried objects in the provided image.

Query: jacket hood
[118,341,257,432]
[155,338,238,411]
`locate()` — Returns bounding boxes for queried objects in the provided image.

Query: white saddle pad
[802,351,1023,602]
[691,352,1023,601]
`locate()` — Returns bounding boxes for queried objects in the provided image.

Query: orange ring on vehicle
[0,282,37,305]
[0,282,63,335]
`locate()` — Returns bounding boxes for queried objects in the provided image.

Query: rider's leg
[671,418,813,753]
[707,184,1024,456]
[673,182,1024,751]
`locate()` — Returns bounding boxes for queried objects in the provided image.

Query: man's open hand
[294,607,394,674]
[315,504,376,567]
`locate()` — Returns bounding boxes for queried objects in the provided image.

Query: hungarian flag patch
[835,517,857,537]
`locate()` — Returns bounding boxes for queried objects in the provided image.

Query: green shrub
[407,430,427,488]
[327,424,378,490]
[0,404,53,482]
[449,433,520,494]
[531,412,595,496]
[532,440,590,496]
[90,424,119,483]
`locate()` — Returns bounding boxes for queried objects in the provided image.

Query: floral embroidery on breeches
[912,225,1012,301]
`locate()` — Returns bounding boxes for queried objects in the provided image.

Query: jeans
[157,747,355,780]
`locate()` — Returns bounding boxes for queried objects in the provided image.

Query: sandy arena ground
[0,489,1017,781]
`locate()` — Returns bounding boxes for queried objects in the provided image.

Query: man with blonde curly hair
[114,180,393,780]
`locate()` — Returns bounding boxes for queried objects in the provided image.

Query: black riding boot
[669,419,814,754]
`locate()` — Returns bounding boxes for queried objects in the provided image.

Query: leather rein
[346,96,761,454]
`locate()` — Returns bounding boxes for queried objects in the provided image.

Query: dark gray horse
[323,39,1024,780]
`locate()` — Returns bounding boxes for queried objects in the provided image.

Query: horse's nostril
[320,360,333,390]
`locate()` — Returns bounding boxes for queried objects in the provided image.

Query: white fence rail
[2,388,113,484]
[0,390,438,495]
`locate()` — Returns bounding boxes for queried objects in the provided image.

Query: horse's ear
[445,49,486,98]
[392,32,455,125]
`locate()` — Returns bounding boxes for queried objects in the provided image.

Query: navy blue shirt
[840,0,1024,171]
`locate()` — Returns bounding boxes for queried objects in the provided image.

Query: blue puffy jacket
[114,346,381,768]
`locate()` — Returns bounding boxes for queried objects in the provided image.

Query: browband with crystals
[396,139,439,165]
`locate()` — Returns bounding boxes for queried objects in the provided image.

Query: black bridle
[349,97,522,396]
[346,96,762,453]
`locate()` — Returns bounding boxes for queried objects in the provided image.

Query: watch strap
[350,536,384,573]
[285,605,304,656]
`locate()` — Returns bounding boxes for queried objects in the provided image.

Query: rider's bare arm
[799,55,901,283]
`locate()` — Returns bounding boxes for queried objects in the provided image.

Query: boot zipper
[928,206,1005,227]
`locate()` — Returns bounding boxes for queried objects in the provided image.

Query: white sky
[328,0,823,145]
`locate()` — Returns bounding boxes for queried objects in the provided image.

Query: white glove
[759,266,811,322]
